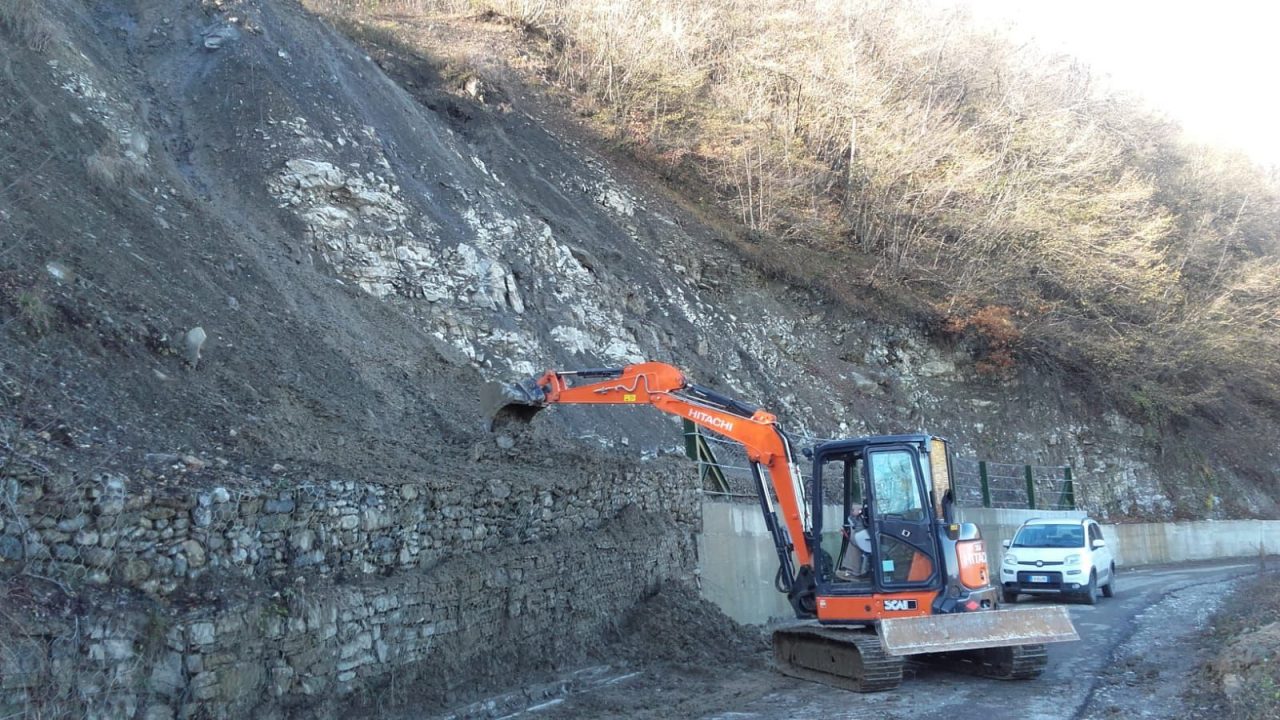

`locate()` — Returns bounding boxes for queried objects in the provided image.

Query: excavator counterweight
[488,361,1078,692]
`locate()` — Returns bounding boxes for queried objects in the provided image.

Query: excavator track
[772,626,904,693]
[916,643,1048,680]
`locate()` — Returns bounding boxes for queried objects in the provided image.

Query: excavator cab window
[869,451,925,522]
[825,453,873,588]
[843,459,864,507]
[866,447,938,589]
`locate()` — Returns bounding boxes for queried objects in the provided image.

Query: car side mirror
[1001,539,1011,549]
[1091,539,1106,549]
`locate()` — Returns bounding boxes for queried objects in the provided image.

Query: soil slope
[2,0,1277,518]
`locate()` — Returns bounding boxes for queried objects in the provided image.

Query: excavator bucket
[878,605,1078,656]
[482,378,548,432]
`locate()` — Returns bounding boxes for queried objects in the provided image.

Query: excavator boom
[486,362,814,579]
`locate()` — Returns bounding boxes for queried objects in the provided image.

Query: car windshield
[1012,525,1085,548]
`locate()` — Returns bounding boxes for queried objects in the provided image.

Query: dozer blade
[482,378,547,432]
[878,605,1078,656]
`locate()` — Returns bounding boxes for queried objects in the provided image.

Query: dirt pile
[1213,620,1280,716]
[1184,570,1280,719]
[414,580,773,719]
[610,581,770,667]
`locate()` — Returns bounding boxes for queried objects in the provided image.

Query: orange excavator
[487,361,1078,691]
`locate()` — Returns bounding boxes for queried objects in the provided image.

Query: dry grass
[15,288,52,335]
[84,150,129,189]
[84,138,147,190]
[0,0,57,53]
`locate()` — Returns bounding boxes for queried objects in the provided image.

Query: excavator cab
[806,436,996,617]
[817,439,940,595]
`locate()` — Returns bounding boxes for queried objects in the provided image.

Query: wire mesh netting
[686,427,757,498]
[949,459,1074,509]
[951,457,985,506]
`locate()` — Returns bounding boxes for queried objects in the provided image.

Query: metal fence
[952,458,1075,510]
[684,424,1075,511]
[684,421,756,498]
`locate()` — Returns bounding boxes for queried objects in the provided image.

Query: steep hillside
[360,0,1280,428]
[298,1,1280,520]
[0,0,1277,716]
[1,0,1273,523]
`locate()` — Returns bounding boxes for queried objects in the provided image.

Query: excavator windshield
[869,450,924,521]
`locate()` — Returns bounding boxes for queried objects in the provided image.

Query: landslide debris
[609,581,770,667]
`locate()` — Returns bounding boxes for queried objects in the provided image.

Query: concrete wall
[699,500,1279,625]
[955,508,1280,567]
[698,501,797,623]
[1102,520,1280,567]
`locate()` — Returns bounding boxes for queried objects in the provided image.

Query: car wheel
[1081,571,1098,605]
[1101,565,1116,598]
[1002,589,1019,604]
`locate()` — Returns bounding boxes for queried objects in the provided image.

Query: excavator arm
[488,361,814,592]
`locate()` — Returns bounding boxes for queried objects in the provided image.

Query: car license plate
[1029,575,1050,583]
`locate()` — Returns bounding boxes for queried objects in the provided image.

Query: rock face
[268,158,412,298]
[264,141,652,375]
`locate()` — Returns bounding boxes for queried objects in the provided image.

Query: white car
[999,517,1115,605]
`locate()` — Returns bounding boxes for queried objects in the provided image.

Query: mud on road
[417,561,1264,720]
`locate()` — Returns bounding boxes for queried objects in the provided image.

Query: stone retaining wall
[0,455,697,596]
[0,457,701,718]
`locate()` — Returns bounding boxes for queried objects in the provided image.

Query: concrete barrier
[1101,520,1280,567]
[698,500,1279,624]
[946,509,1279,568]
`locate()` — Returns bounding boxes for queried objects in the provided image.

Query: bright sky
[942,0,1280,169]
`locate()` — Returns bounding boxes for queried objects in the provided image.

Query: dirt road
[432,560,1256,720]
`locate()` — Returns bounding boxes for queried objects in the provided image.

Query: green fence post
[1024,465,1036,510]
[1062,466,1075,510]
[685,419,728,493]
[978,461,992,508]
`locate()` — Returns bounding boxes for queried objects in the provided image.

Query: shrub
[16,288,52,335]
[944,304,1021,376]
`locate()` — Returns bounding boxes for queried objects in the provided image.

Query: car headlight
[1003,554,1017,565]
[1064,554,1081,565]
